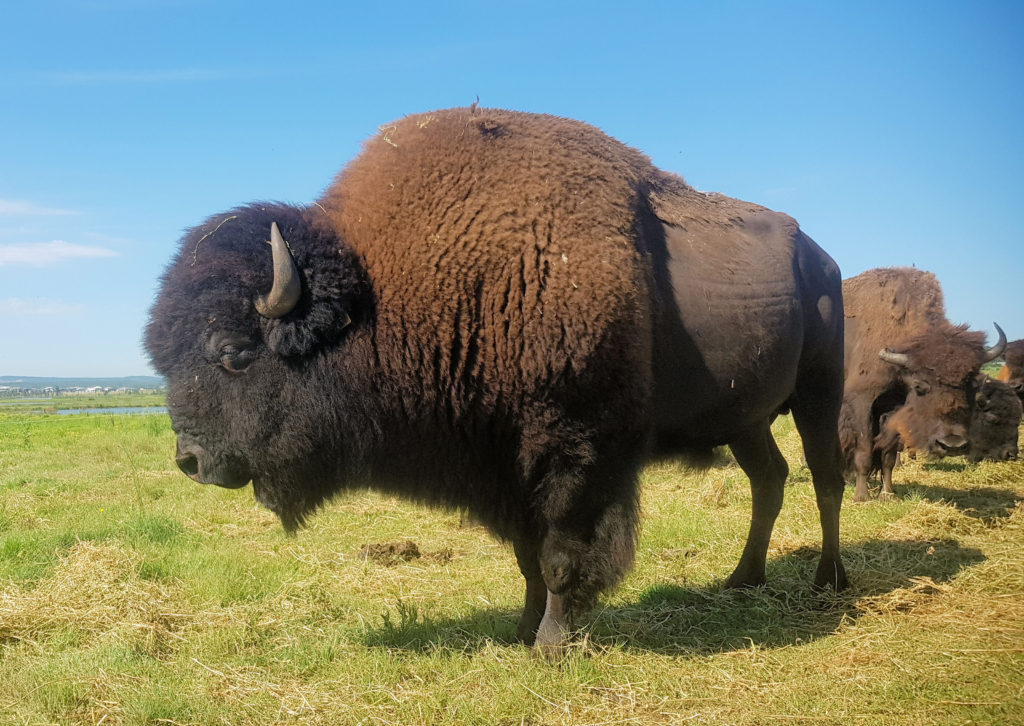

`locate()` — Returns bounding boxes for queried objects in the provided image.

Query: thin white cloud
[0,298,84,316]
[0,199,78,216]
[0,241,118,267]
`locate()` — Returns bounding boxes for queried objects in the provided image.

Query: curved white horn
[878,349,910,367]
[254,222,301,318]
[982,322,1007,363]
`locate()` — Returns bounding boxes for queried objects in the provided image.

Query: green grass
[0,391,165,415]
[1,398,1022,724]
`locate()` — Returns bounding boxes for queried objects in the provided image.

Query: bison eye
[219,344,257,374]
[913,380,931,396]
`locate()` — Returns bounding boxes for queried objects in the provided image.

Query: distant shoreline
[0,375,166,395]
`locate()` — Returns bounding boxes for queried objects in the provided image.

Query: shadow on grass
[360,536,984,655]
[894,480,1022,522]
[919,459,971,474]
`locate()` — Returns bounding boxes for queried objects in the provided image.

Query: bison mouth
[174,439,251,489]
[931,436,968,457]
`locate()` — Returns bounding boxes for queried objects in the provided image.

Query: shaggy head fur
[968,375,1022,462]
[146,203,370,531]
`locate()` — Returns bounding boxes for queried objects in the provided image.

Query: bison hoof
[533,629,570,661]
[515,621,539,646]
[533,639,570,662]
[813,559,849,591]
[532,610,570,660]
[723,570,766,589]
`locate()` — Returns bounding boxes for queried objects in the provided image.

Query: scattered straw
[0,540,191,644]
[190,215,237,267]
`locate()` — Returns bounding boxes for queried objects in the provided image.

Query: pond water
[56,406,168,416]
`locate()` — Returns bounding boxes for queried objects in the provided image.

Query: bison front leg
[879,444,898,500]
[533,589,570,658]
[511,537,548,645]
[510,535,575,655]
[517,419,642,655]
[508,533,576,657]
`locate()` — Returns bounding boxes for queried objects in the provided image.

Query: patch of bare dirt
[358,540,453,566]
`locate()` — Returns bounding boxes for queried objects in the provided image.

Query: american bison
[146,107,848,651]
[840,267,1006,500]
[995,339,1024,401]
[967,375,1022,463]
[871,374,1020,487]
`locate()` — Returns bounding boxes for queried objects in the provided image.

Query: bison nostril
[176,452,200,477]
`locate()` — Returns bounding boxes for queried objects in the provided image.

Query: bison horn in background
[254,222,301,318]
[878,348,910,367]
[982,322,1007,363]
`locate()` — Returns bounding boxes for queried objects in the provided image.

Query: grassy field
[1,401,1022,725]
[0,392,166,415]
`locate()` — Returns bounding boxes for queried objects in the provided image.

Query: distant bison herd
[145,107,1021,652]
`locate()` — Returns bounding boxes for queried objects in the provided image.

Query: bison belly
[651,210,804,449]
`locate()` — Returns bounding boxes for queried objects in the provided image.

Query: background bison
[840,267,1006,500]
[996,339,1024,401]
[146,107,848,651]
[871,373,1020,490]
[967,375,1022,463]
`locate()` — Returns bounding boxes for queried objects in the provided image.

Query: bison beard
[146,107,849,653]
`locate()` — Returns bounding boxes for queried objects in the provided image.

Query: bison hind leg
[791,397,849,591]
[724,422,789,588]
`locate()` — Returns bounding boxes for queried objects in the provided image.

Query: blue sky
[1,0,1021,376]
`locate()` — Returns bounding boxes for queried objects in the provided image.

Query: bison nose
[174,438,205,482]
[176,451,201,478]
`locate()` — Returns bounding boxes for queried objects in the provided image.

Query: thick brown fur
[147,107,849,647]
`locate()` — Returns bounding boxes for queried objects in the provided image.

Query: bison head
[145,203,368,530]
[999,340,1024,400]
[876,324,1006,457]
[967,375,1022,463]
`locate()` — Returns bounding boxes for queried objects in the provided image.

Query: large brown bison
[146,107,848,651]
[840,267,1006,500]
[995,339,1024,400]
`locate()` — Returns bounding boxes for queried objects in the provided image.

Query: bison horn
[878,349,910,367]
[255,222,301,318]
[982,322,1007,363]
